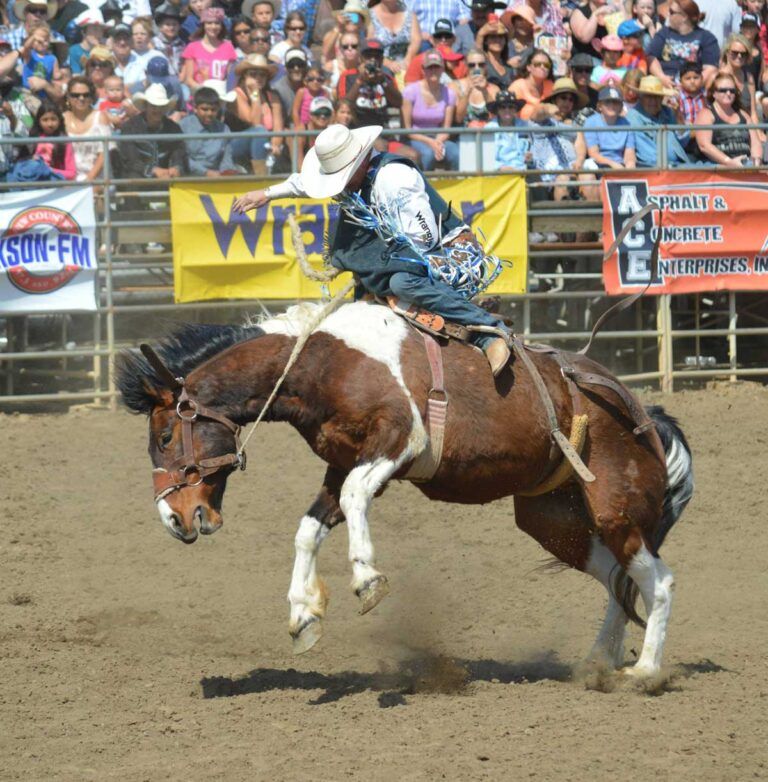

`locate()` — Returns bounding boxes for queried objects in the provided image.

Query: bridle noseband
[140,344,247,503]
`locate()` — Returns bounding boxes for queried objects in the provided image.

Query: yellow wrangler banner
[169,176,527,303]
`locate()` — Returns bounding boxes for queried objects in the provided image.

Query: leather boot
[484,337,511,377]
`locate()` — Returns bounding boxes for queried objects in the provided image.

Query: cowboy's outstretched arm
[233,172,309,213]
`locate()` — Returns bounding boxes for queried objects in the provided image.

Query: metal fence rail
[1,124,767,406]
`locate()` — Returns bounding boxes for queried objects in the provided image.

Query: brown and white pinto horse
[117,301,693,677]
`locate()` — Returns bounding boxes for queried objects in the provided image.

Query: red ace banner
[601,171,768,295]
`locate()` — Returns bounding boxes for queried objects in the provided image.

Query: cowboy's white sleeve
[265,173,307,200]
[371,163,469,252]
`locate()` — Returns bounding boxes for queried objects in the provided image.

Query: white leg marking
[626,543,675,676]
[585,538,627,668]
[157,498,178,535]
[340,456,404,593]
[287,515,329,635]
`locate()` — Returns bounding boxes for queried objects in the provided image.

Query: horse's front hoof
[290,616,323,655]
[356,574,390,615]
[621,663,659,679]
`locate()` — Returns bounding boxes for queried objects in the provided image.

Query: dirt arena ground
[1,381,767,781]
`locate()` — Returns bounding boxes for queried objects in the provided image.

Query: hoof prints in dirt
[200,652,572,706]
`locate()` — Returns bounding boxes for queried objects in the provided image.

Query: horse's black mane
[116,322,264,415]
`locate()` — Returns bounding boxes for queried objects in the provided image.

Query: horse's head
[120,344,246,544]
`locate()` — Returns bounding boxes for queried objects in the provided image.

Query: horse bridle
[140,344,247,503]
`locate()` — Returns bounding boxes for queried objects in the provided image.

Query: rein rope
[235,216,354,459]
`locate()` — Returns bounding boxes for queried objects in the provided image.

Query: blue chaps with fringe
[387,271,507,349]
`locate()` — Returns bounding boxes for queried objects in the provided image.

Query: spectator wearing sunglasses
[325,32,360,91]
[63,76,111,182]
[695,70,763,165]
[409,0,469,46]
[510,48,554,119]
[270,11,312,65]
[292,65,331,127]
[296,95,334,166]
[323,0,368,71]
[230,16,254,59]
[404,20,467,82]
[368,0,421,73]
[719,33,759,124]
[4,0,64,51]
[568,52,599,109]
[454,48,499,125]
[84,45,116,101]
[270,46,308,121]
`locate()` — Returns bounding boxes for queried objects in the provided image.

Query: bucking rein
[194,205,661,494]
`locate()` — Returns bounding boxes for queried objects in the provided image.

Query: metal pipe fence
[1,123,767,406]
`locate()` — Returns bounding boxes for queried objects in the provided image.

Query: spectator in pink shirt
[31,100,76,179]
[181,7,238,90]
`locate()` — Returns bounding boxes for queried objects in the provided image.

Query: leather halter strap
[152,383,246,502]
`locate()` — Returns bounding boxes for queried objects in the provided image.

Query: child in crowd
[616,19,648,73]
[69,9,107,75]
[677,61,706,125]
[98,75,131,128]
[296,95,334,165]
[622,68,643,112]
[30,99,76,179]
[583,86,636,168]
[590,35,626,90]
[153,3,185,75]
[180,85,237,176]
[334,97,356,126]
[292,65,331,128]
[245,0,280,44]
[19,23,61,101]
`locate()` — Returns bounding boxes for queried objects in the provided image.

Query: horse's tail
[613,405,694,628]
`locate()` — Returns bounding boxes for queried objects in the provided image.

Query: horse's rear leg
[514,489,627,668]
[288,467,346,654]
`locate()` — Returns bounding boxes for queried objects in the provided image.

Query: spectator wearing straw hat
[476,15,515,88]
[231,52,285,173]
[5,0,64,51]
[68,8,107,74]
[181,82,238,176]
[502,5,536,70]
[118,82,186,179]
[625,74,691,166]
[153,2,185,75]
[84,44,116,101]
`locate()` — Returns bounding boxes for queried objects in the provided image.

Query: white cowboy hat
[74,7,107,26]
[196,78,236,103]
[132,83,177,112]
[241,0,281,19]
[301,124,382,199]
[13,0,57,20]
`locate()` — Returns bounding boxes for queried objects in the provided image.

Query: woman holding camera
[455,48,500,125]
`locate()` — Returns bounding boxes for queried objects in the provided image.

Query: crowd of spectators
[1,0,767,188]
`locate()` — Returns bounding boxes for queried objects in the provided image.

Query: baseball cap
[617,18,644,37]
[569,52,594,69]
[742,11,760,25]
[108,22,131,38]
[598,86,622,102]
[309,96,334,114]
[361,38,384,55]
[433,18,454,36]
[285,46,307,66]
[493,89,525,109]
[147,56,170,77]
[423,49,444,68]
[436,43,464,62]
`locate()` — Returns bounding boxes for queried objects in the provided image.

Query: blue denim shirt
[625,105,690,167]
[486,118,531,169]
[179,114,236,175]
